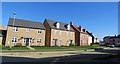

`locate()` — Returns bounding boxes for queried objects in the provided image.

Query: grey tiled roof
[45,19,74,31]
[8,18,45,30]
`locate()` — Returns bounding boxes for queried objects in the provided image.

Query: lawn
[1,46,30,50]
[31,45,102,49]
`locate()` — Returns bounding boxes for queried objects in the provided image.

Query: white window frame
[37,38,41,44]
[67,32,69,36]
[37,29,42,34]
[29,39,32,43]
[27,28,30,32]
[60,31,62,36]
[56,22,60,28]
[11,36,17,43]
[67,25,70,30]
[13,27,18,32]
[55,31,57,35]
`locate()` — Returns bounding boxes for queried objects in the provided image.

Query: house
[0,24,6,30]
[43,19,75,46]
[0,24,7,45]
[94,38,100,43]
[5,18,46,46]
[70,22,94,46]
[103,35,120,46]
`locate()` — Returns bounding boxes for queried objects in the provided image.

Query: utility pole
[10,13,16,49]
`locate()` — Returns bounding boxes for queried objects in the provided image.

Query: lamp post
[10,13,16,49]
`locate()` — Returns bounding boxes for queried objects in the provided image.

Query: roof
[45,19,74,31]
[8,18,45,30]
[0,24,6,30]
[71,25,94,37]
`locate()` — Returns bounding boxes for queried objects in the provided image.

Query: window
[60,31,62,36]
[55,31,57,35]
[38,29,42,34]
[23,38,26,43]
[67,32,69,36]
[67,39,69,43]
[71,32,72,36]
[11,37,17,43]
[59,39,62,44]
[83,40,84,44]
[27,28,30,32]
[67,25,70,30]
[13,27,18,32]
[56,22,60,28]
[29,39,32,43]
[37,38,41,43]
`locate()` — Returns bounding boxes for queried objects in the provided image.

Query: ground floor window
[67,39,69,44]
[59,39,62,44]
[11,37,17,43]
[37,38,41,43]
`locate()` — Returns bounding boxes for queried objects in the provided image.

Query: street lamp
[10,13,16,49]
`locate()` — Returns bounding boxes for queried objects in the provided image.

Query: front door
[26,38,29,46]
[54,39,57,46]
[70,40,73,46]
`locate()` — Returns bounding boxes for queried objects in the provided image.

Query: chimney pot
[70,22,73,25]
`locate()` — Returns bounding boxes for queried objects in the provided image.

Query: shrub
[15,43,22,47]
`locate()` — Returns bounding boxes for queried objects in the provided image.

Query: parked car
[107,44,114,47]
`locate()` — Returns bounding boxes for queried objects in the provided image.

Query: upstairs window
[11,37,17,43]
[56,22,60,29]
[27,28,30,32]
[67,32,69,36]
[38,29,42,34]
[55,31,57,35]
[13,27,18,32]
[67,25,70,30]
[60,31,62,36]
[71,32,72,36]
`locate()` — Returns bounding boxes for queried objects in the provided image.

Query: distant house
[5,18,46,46]
[94,38,100,43]
[43,19,75,46]
[103,35,120,46]
[70,22,94,46]
[0,24,7,45]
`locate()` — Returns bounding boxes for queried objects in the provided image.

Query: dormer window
[67,25,70,30]
[56,22,60,29]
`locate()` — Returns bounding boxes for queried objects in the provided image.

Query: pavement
[0,47,120,63]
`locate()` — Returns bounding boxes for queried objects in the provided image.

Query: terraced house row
[2,18,94,47]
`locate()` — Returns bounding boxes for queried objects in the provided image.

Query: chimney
[79,25,82,29]
[82,29,86,32]
[70,22,73,25]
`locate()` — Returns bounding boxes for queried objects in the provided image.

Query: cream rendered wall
[88,36,92,45]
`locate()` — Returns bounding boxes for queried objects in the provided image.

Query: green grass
[1,46,30,50]
[32,45,102,49]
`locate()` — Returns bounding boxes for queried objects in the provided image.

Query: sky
[2,2,118,41]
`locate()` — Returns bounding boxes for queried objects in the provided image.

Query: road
[0,47,120,63]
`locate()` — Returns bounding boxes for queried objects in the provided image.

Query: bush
[15,43,22,47]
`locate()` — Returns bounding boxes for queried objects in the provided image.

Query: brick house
[103,35,120,46]
[5,18,46,46]
[70,22,94,46]
[43,19,75,46]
